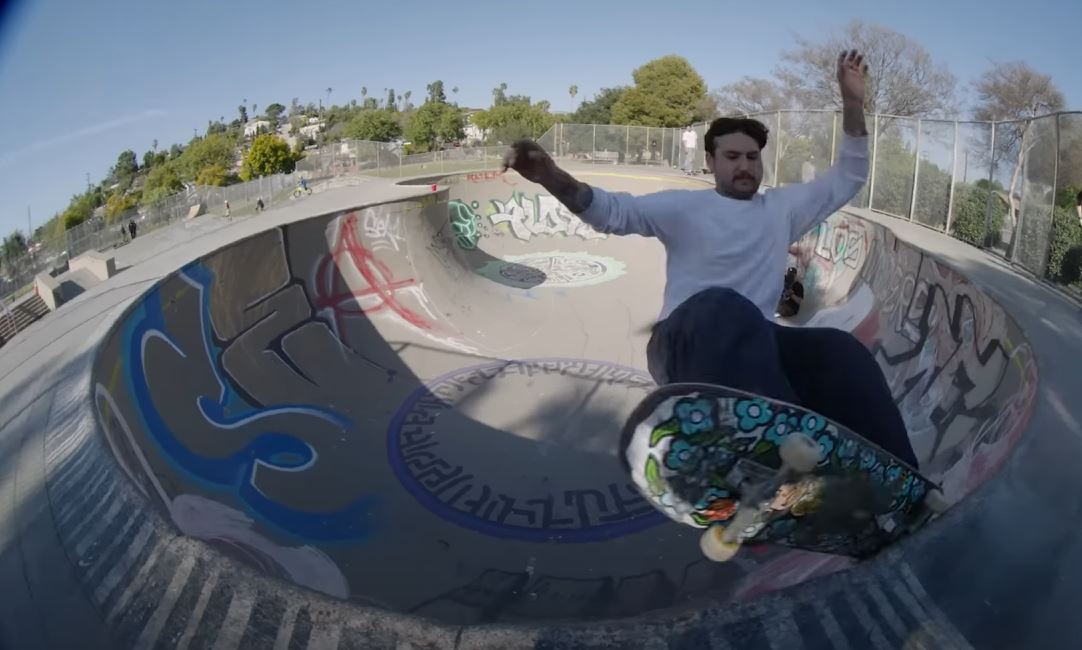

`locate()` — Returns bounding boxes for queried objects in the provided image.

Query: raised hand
[837,50,868,107]
[501,139,555,184]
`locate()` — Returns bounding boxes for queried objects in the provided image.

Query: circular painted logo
[387,358,664,542]
[477,251,626,289]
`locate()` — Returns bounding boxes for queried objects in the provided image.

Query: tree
[472,98,556,144]
[173,133,237,181]
[774,21,956,116]
[113,150,139,181]
[713,77,792,116]
[972,61,1065,223]
[426,80,446,104]
[2,231,26,264]
[240,134,300,180]
[492,82,508,106]
[611,56,708,127]
[265,103,286,126]
[238,104,249,124]
[169,143,183,160]
[342,110,402,142]
[386,88,397,111]
[569,85,578,107]
[143,150,156,169]
[142,164,183,205]
[104,192,137,222]
[403,90,412,111]
[195,163,231,186]
[405,101,464,152]
[152,139,158,153]
[362,97,379,110]
[572,87,627,124]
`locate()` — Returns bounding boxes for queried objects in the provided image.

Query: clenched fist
[501,139,556,184]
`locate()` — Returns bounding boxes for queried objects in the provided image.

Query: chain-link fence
[536,111,1082,294]
[0,170,305,300]
[8,110,1082,302]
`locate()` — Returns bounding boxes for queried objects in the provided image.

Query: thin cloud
[0,109,168,168]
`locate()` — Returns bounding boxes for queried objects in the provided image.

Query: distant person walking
[681,126,698,174]
[256,198,264,213]
[225,200,231,218]
[128,218,137,240]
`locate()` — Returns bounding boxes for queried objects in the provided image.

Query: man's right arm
[502,140,666,237]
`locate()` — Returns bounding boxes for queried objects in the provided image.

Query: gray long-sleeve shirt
[575,134,869,321]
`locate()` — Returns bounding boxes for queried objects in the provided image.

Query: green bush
[949,183,1006,248]
[1045,206,1082,284]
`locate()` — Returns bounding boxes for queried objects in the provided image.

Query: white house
[299,122,325,139]
[244,120,271,137]
[463,111,487,145]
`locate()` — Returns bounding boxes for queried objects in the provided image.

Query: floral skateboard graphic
[621,383,948,560]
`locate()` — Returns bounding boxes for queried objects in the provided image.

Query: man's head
[705,117,769,200]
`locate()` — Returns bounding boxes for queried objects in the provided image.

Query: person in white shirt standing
[681,125,698,174]
[501,50,917,467]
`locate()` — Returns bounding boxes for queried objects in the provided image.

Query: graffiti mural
[793,214,1037,496]
[106,262,378,541]
[315,211,431,332]
[477,252,627,288]
[388,359,665,542]
[489,192,607,242]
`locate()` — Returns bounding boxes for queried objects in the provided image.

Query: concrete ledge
[69,251,116,282]
[33,272,61,311]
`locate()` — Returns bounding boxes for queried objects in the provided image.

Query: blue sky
[0,0,1079,236]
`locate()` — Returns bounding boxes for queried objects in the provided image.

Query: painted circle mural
[387,358,665,542]
[478,252,627,289]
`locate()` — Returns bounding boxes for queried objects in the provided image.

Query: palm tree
[404,90,412,110]
[326,87,333,108]
[569,85,578,105]
[361,86,367,100]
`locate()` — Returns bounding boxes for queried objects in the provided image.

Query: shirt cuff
[575,185,608,219]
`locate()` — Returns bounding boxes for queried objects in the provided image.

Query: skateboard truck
[701,433,821,562]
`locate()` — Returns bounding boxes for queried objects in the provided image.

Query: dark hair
[704,117,769,155]
[1076,189,1082,205]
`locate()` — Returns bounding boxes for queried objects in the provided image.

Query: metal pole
[1039,114,1062,275]
[945,121,960,234]
[983,123,997,250]
[868,114,879,209]
[773,111,782,184]
[909,120,922,221]
[592,124,596,157]
[829,112,838,166]
[626,125,630,163]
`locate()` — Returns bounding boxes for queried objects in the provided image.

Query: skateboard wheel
[700,526,741,562]
[924,488,950,513]
[779,433,821,473]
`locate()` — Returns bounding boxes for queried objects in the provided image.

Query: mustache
[733,173,756,181]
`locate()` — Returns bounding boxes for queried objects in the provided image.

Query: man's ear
[704,152,714,173]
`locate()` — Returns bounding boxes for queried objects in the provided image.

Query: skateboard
[621,383,949,561]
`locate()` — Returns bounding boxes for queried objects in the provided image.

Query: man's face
[706,132,764,200]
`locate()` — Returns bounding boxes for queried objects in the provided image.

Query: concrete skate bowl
[87,168,1037,642]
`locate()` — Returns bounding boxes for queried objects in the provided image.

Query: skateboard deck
[621,382,944,559]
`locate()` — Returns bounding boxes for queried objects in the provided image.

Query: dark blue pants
[646,287,918,468]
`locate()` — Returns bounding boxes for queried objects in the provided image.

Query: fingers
[838,49,866,73]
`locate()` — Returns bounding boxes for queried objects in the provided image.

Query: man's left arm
[776,50,871,242]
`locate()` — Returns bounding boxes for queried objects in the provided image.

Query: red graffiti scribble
[315,212,431,331]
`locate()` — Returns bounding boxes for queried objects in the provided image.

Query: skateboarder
[502,50,917,467]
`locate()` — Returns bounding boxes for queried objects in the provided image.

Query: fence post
[909,119,922,221]
[984,124,997,249]
[773,112,782,184]
[868,114,879,209]
[945,121,960,234]
[592,124,596,157]
[830,111,838,166]
[1040,114,1063,275]
[626,125,630,163]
